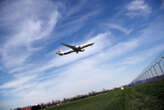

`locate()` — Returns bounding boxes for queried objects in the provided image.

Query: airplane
[56,42,94,56]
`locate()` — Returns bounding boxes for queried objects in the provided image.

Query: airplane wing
[62,43,76,49]
[62,49,75,55]
[80,42,94,49]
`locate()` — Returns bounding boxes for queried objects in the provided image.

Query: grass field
[44,80,164,110]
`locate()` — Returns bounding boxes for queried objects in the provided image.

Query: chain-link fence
[130,52,164,86]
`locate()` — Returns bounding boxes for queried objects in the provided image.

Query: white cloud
[106,38,139,58]
[53,9,101,42]
[138,15,164,45]
[8,64,33,74]
[145,43,164,55]
[65,0,88,17]
[107,23,132,34]
[120,55,145,65]
[126,0,151,17]
[0,74,37,89]
[0,0,59,68]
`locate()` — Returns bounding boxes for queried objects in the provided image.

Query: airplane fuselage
[74,47,85,53]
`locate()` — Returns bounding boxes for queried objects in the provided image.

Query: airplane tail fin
[56,48,62,55]
[58,48,62,52]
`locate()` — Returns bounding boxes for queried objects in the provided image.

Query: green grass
[44,80,164,110]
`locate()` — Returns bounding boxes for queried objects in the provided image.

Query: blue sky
[0,0,164,109]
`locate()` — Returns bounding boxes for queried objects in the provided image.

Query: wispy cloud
[120,55,145,65]
[53,9,102,43]
[65,0,88,17]
[0,76,36,89]
[126,0,151,17]
[106,23,132,34]
[139,15,164,45]
[0,0,59,68]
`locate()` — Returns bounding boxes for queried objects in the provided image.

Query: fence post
[152,65,158,76]
[148,69,154,78]
[157,62,164,75]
